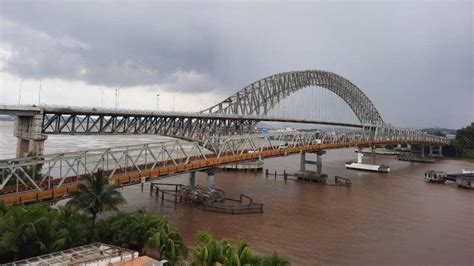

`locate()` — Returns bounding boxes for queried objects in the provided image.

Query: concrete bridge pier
[205,169,220,191]
[300,151,326,172]
[300,152,306,171]
[14,113,47,158]
[316,151,323,174]
[296,151,327,182]
[371,145,376,165]
[189,172,196,188]
[421,144,426,158]
[188,170,216,190]
[357,147,363,163]
[429,145,443,157]
[207,173,215,191]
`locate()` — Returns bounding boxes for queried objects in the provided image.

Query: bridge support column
[300,152,306,171]
[357,147,363,164]
[316,151,323,174]
[300,151,325,173]
[429,146,433,156]
[189,172,196,188]
[207,173,215,191]
[438,146,443,156]
[14,113,47,158]
[421,144,425,158]
[371,145,376,165]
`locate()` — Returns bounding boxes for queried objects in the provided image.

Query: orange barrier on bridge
[0,140,442,206]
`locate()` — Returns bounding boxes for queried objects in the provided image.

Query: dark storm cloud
[0,1,223,91]
[0,1,472,128]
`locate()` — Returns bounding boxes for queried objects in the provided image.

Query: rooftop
[7,242,139,266]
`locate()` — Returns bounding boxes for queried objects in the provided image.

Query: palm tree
[0,205,61,261]
[146,221,188,261]
[259,252,290,266]
[55,205,89,249]
[67,169,126,242]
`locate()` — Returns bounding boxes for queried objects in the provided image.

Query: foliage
[55,205,90,248]
[430,131,446,137]
[0,204,88,263]
[67,169,126,242]
[96,209,187,262]
[192,230,289,266]
[451,122,474,159]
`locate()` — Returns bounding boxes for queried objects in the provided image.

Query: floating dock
[397,154,436,163]
[359,148,401,155]
[265,169,351,187]
[345,162,390,173]
[424,170,474,189]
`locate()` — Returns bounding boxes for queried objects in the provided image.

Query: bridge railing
[0,128,448,194]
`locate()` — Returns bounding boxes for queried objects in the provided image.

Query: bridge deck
[0,139,446,206]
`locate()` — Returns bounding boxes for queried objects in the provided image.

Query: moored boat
[424,170,447,183]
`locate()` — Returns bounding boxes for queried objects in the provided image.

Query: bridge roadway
[0,130,448,205]
[0,104,365,132]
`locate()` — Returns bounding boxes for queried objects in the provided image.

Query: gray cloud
[0,1,472,128]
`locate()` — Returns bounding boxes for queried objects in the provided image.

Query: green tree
[54,205,90,248]
[452,122,474,159]
[260,252,290,266]
[96,209,187,261]
[67,169,126,242]
[192,230,289,266]
[0,205,64,262]
[146,220,188,261]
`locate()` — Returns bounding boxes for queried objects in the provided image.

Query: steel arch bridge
[1,70,388,142]
[0,69,450,205]
[202,70,385,126]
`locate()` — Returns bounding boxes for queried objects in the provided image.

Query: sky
[0,0,472,129]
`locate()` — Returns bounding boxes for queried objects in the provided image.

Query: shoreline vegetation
[0,170,289,265]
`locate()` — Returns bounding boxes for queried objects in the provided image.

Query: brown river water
[0,121,473,265]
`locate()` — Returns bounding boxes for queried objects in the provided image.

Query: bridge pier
[300,152,306,171]
[14,113,47,158]
[371,145,376,165]
[316,152,323,174]
[207,173,215,191]
[421,144,426,158]
[189,172,196,188]
[300,151,326,172]
[296,151,327,182]
[357,147,363,163]
[429,145,443,157]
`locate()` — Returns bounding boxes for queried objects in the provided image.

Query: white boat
[462,169,474,174]
[345,162,390,173]
[345,151,390,172]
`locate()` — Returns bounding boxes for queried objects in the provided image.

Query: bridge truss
[202,70,385,125]
[0,128,448,205]
[39,107,364,140]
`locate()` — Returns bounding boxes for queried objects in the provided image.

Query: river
[0,121,473,265]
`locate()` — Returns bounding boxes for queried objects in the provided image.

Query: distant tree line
[451,122,474,159]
